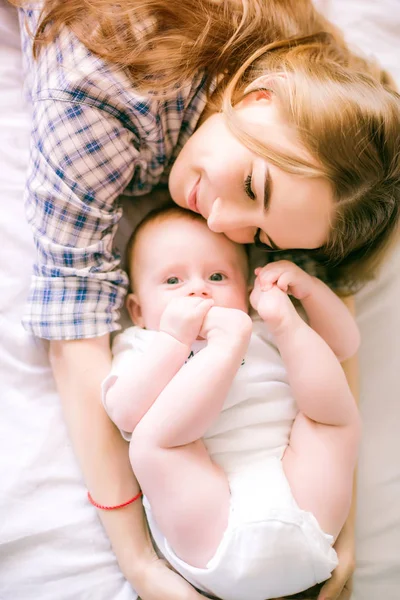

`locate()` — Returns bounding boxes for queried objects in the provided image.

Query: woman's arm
[317,295,359,600]
[50,335,204,600]
[300,282,360,362]
[49,336,154,576]
[17,11,207,597]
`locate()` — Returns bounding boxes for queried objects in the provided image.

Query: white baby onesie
[102,321,338,600]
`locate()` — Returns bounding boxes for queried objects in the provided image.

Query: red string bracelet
[87,490,143,510]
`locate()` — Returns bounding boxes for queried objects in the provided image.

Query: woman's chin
[224,228,254,244]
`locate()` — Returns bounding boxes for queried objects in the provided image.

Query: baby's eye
[166,276,180,285]
[209,272,226,282]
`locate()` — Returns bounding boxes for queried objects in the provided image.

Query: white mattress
[0,1,399,599]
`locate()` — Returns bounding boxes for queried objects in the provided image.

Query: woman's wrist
[99,497,158,579]
[121,533,161,585]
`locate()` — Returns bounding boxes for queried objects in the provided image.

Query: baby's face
[129,216,249,330]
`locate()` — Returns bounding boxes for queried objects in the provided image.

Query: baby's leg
[262,287,361,537]
[130,316,249,567]
[132,438,229,568]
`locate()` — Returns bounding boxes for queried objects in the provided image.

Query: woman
[14,1,400,599]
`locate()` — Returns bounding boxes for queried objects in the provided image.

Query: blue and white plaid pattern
[18,7,209,339]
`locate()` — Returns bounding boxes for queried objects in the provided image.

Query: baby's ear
[126,293,144,327]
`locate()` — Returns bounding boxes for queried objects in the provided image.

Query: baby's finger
[177,296,203,309]
[276,272,292,293]
[195,298,214,317]
[259,270,280,291]
[260,282,273,293]
[181,296,212,312]
[254,263,278,279]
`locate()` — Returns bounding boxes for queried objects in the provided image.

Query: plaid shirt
[18,7,210,340]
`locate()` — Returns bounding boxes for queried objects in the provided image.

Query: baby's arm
[133,306,252,448]
[105,297,213,434]
[254,261,360,361]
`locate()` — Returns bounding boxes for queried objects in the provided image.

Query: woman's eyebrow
[261,167,281,249]
[263,166,272,211]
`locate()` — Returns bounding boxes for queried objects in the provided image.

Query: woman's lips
[187,179,200,213]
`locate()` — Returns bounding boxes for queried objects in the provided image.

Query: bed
[0,1,399,598]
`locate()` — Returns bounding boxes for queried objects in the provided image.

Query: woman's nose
[206,198,256,242]
[207,198,232,232]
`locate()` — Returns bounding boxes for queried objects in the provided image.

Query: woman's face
[168,92,334,251]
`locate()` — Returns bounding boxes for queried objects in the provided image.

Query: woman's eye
[244,174,256,200]
[166,276,180,285]
[209,272,225,282]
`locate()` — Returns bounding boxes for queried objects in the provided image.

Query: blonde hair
[19,0,400,292]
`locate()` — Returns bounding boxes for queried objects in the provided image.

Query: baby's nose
[188,279,211,297]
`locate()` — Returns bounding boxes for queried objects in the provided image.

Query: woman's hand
[271,522,355,600]
[131,554,204,600]
[317,523,355,600]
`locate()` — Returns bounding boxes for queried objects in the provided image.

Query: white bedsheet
[0,1,399,599]
[0,5,137,600]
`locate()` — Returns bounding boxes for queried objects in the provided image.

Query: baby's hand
[250,278,299,334]
[200,306,252,347]
[254,260,315,300]
[160,296,214,346]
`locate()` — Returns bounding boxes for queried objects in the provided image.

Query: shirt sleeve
[22,96,139,339]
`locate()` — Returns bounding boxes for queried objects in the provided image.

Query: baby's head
[126,204,249,330]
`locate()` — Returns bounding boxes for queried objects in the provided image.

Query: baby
[102,205,360,600]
